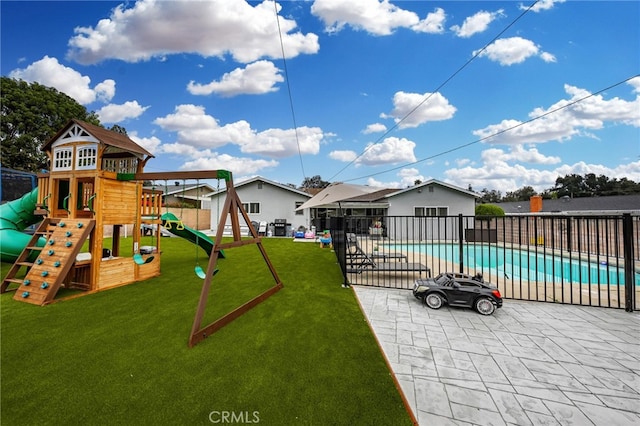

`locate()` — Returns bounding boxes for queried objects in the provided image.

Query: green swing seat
[133,253,154,265]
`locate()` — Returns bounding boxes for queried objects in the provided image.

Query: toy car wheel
[424,293,443,310]
[475,297,496,315]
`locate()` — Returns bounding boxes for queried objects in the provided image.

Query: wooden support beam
[188,174,283,347]
[133,170,232,182]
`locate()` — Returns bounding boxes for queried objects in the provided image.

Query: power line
[328,0,541,182]
[273,0,306,181]
[339,74,640,184]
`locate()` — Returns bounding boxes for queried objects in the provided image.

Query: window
[415,206,448,217]
[295,202,304,215]
[76,145,97,170]
[53,147,73,171]
[242,202,260,214]
[257,181,263,189]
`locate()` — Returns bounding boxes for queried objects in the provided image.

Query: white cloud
[450,9,504,38]
[154,104,324,158]
[8,56,115,105]
[179,152,278,175]
[129,132,162,154]
[240,126,323,158]
[97,101,149,123]
[539,51,557,63]
[311,0,419,35]
[157,142,278,175]
[521,0,566,13]
[329,137,416,166]
[474,36,549,66]
[411,7,446,34]
[94,80,116,102]
[473,82,640,145]
[628,76,640,94]
[362,123,387,134]
[67,0,319,64]
[481,145,561,165]
[365,168,427,189]
[329,150,358,162]
[445,144,640,194]
[381,91,456,129]
[357,137,417,166]
[187,60,283,97]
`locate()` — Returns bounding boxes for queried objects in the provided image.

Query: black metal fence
[328,214,639,311]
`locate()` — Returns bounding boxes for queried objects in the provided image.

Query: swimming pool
[388,243,640,286]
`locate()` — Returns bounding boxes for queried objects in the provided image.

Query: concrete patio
[353,286,640,425]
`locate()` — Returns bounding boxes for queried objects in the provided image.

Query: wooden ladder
[1,218,59,293]
[3,218,95,305]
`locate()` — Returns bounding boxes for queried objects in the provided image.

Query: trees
[478,188,502,204]
[300,175,330,190]
[552,173,640,198]
[1,77,101,172]
[503,186,537,202]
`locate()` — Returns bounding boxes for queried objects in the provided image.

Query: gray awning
[295,183,378,210]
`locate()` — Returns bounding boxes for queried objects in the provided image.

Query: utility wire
[339,74,640,183]
[328,0,540,182]
[274,0,307,181]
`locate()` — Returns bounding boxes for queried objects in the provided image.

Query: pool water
[389,243,640,286]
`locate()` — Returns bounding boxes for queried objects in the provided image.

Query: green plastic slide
[0,188,46,263]
[160,212,224,258]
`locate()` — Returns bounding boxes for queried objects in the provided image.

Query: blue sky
[2,0,639,194]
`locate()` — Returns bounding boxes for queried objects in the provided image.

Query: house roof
[296,179,478,210]
[497,194,640,214]
[345,188,398,202]
[386,179,479,199]
[212,176,312,198]
[42,119,154,158]
[295,182,381,210]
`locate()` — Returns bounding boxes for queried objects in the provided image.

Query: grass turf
[1,237,412,425]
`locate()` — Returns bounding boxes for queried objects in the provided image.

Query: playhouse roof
[42,119,154,158]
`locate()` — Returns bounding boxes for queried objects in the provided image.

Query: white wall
[387,184,476,216]
[386,184,476,240]
[210,180,311,234]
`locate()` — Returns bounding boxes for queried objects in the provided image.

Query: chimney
[530,195,542,213]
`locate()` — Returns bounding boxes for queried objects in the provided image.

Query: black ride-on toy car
[413,272,502,315]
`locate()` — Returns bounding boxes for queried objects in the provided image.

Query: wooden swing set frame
[135,170,283,347]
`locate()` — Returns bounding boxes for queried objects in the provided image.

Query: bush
[475,204,505,218]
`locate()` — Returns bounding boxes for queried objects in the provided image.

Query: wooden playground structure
[1,119,283,347]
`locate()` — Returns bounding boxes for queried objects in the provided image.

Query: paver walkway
[353,286,640,426]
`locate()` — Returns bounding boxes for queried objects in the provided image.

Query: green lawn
[1,237,412,425]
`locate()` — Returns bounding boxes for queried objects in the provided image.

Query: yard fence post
[458,214,464,274]
[622,213,635,312]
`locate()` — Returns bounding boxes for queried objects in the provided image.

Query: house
[297,179,479,239]
[146,182,216,208]
[209,176,312,236]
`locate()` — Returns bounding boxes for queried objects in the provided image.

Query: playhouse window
[53,147,73,171]
[76,145,97,170]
